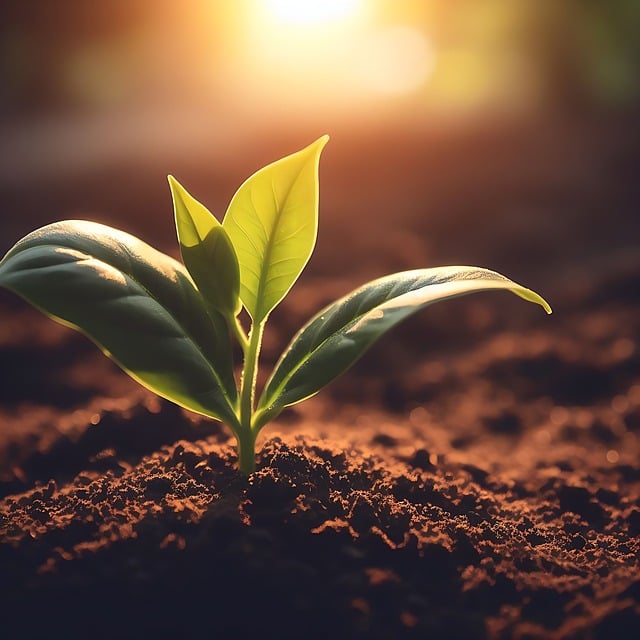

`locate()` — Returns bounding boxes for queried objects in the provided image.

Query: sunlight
[225,1,435,120]
[263,0,361,26]
[208,0,442,124]
[354,26,434,96]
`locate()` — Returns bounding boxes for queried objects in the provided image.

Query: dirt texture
[1,115,639,639]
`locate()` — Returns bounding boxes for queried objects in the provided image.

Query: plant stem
[237,320,265,473]
[251,404,279,434]
[229,314,249,353]
[236,424,257,475]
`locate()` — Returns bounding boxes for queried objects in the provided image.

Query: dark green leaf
[0,221,239,425]
[257,266,551,422]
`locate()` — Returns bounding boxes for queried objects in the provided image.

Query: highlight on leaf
[255,267,551,427]
[169,175,241,317]
[0,220,239,426]
[0,135,552,475]
[222,135,329,322]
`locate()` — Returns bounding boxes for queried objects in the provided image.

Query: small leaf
[222,135,329,322]
[257,267,551,420]
[169,175,241,316]
[0,221,239,426]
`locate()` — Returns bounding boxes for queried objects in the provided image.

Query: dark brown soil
[1,114,639,639]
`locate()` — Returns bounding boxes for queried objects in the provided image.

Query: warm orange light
[353,26,434,96]
[225,0,435,121]
[263,0,361,25]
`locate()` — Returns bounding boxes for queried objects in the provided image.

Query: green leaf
[257,266,552,421]
[169,175,241,316]
[0,221,239,426]
[222,135,329,322]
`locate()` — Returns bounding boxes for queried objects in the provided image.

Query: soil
[0,113,639,639]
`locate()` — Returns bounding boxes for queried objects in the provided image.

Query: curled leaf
[257,266,551,424]
[169,175,241,316]
[0,221,239,425]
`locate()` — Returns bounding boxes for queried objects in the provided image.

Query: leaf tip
[167,174,184,202]
[514,287,552,315]
[313,134,330,155]
[302,135,330,162]
[532,292,552,315]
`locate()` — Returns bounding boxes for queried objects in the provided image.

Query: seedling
[0,136,551,474]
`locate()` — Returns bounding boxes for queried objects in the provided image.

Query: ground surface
[0,113,638,639]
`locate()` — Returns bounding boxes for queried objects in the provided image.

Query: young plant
[0,136,551,474]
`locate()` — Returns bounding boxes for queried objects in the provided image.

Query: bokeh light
[226,2,436,119]
[0,0,638,243]
[262,0,362,26]
[2,1,638,131]
[353,26,434,96]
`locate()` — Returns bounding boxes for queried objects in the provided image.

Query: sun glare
[223,0,436,122]
[263,0,361,25]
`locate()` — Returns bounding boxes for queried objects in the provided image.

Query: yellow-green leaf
[222,135,329,322]
[169,175,241,316]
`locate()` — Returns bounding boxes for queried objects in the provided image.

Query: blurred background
[1,0,639,327]
[0,0,639,480]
